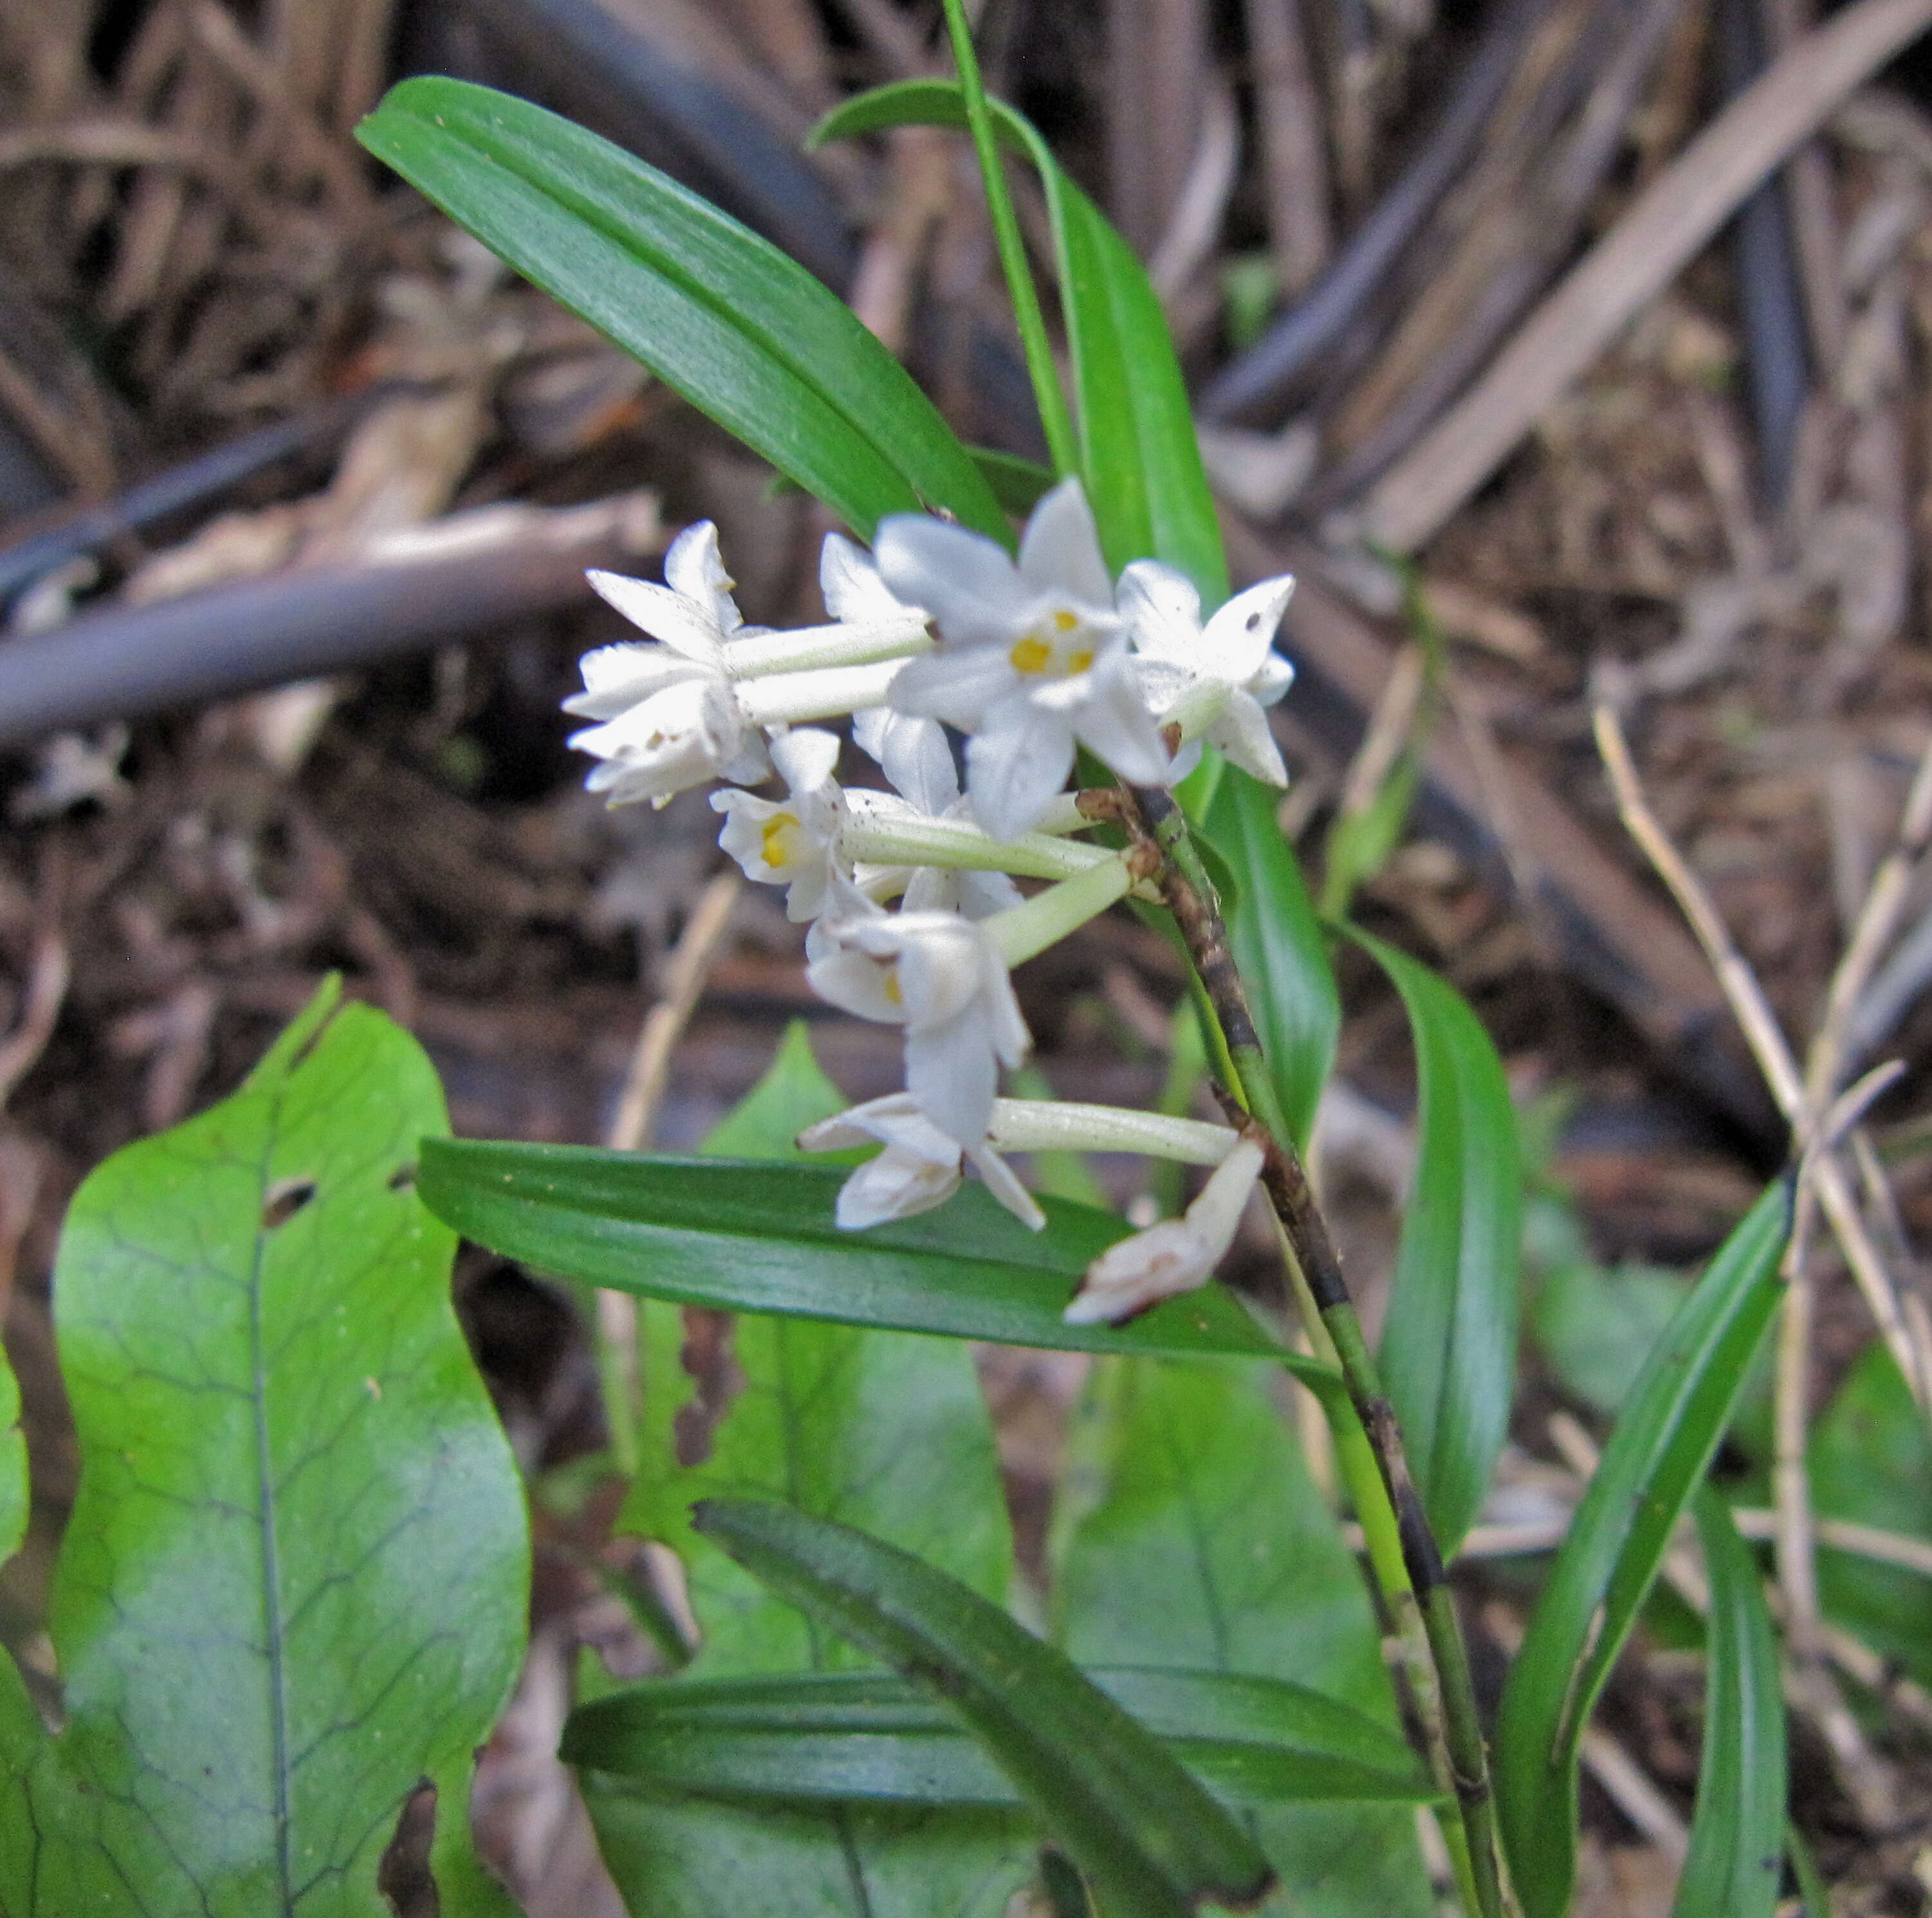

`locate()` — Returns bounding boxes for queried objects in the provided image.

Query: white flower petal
[887,642,1021,733]
[822,531,923,625]
[1017,477,1113,607]
[906,1010,1002,1147]
[1201,576,1296,684]
[805,944,906,1023]
[834,1144,963,1227]
[875,516,1033,647]
[963,702,1076,841]
[662,520,743,635]
[1117,559,1202,665]
[965,1141,1046,1230]
[585,569,726,665]
[771,725,841,795]
[568,677,746,808]
[1063,650,1172,787]
[1062,1138,1265,1324]
[1251,652,1296,706]
[564,639,703,718]
[1204,692,1289,787]
[1063,1219,1210,1324]
[854,708,959,812]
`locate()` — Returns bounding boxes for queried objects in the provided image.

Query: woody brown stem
[1125,781,1504,1918]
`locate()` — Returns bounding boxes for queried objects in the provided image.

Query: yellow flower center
[1008,608,1096,679]
[760,810,804,870]
[881,963,903,1008]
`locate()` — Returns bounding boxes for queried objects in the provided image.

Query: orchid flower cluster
[567,479,1293,1322]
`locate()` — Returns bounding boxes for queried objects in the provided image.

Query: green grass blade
[1493,1179,1792,1918]
[358,77,1006,543]
[1350,930,1522,1557]
[564,1667,1438,1808]
[1671,1492,1786,1918]
[693,1500,1276,1918]
[418,1138,1336,1380]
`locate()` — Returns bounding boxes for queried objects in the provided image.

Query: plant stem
[1127,781,1504,1918]
[937,0,1081,479]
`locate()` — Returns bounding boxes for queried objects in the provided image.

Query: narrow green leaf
[1493,1179,1792,1918]
[564,1666,1437,1807]
[1809,1342,1932,1688]
[418,1140,1335,1379]
[813,80,1226,600]
[1350,929,1522,1557]
[1202,772,1338,1147]
[693,1499,1277,1918]
[1672,1492,1785,1918]
[1051,1358,1437,1915]
[358,77,1007,543]
[970,445,1056,516]
[0,1331,22,1567]
[0,984,529,1914]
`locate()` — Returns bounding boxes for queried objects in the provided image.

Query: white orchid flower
[566,522,921,808]
[874,478,1172,840]
[1063,1136,1266,1324]
[805,897,1031,1147]
[849,708,1022,920]
[711,728,847,922]
[798,1093,1044,1231]
[1118,562,1296,787]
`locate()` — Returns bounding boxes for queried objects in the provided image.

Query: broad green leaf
[699,1018,850,1161]
[1493,1179,1792,1918]
[813,80,1226,600]
[564,1666,1437,1807]
[1202,772,1338,1148]
[582,1790,1029,1918]
[1672,1492,1785,1918]
[694,1499,1276,1918]
[1051,1358,1436,1915]
[358,78,1007,545]
[1529,1236,1690,1416]
[1809,1342,1932,1688]
[0,983,528,1916]
[619,1302,1011,1677]
[584,1027,1033,1917]
[419,1140,1336,1380]
[1352,929,1521,1557]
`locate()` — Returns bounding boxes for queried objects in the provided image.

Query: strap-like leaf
[358,78,1007,544]
[813,80,1224,599]
[418,1139,1336,1380]
[1351,929,1521,1556]
[1494,1179,1792,1918]
[693,1499,1276,1918]
[1672,1492,1786,1918]
[1206,772,1338,1147]
[564,1666,1437,1807]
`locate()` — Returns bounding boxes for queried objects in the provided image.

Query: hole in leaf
[388,1162,418,1192]
[378,1775,439,1917]
[262,1178,317,1229]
